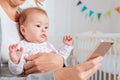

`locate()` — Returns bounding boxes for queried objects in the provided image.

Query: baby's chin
[28,38,48,43]
[38,39,48,43]
[27,40,46,44]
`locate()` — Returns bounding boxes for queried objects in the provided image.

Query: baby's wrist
[65,43,72,46]
[11,59,19,64]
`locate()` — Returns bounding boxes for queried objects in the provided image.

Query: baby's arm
[8,44,26,75]
[58,35,73,63]
[9,44,23,64]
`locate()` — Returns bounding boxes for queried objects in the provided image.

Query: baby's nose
[41,28,46,32]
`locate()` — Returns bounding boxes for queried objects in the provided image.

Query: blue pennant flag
[81,6,87,12]
[77,0,82,6]
[89,10,94,17]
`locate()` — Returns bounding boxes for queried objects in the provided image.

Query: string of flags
[77,0,120,20]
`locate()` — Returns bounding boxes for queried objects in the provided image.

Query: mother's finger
[77,56,103,71]
[24,66,41,74]
[24,64,50,74]
[25,53,43,61]
[84,63,101,79]
[24,61,35,70]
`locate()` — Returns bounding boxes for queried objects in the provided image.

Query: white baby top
[8,40,73,75]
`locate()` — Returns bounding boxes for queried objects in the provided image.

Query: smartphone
[86,39,114,61]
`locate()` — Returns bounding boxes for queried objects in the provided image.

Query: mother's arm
[24,55,103,80]
[24,53,64,75]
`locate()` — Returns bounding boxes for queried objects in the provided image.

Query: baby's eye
[45,26,48,29]
[36,25,41,28]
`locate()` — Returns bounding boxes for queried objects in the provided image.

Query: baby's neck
[23,39,47,44]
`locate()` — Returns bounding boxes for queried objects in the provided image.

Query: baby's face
[21,12,49,43]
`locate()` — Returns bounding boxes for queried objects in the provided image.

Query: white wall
[46,0,73,48]
[20,0,120,48]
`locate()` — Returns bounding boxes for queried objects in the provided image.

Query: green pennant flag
[106,11,111,17]
[97,13,102,20]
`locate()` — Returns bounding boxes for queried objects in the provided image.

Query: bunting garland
[77,0,120,20]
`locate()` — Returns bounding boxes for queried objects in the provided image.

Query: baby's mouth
[41,34,47,38]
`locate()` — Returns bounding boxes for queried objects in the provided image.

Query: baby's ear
[20,25,25,36]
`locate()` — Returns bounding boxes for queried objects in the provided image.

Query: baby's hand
[63,35,73,46]
[9,44,23,64]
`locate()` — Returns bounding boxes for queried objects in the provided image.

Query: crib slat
[73,32,120,80]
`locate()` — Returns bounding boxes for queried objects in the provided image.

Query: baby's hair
[19,7,47,25]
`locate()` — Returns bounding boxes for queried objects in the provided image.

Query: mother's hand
[54,56,103,80]
[24,53,64,75]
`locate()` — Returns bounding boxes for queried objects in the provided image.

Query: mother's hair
[35,0,45,7]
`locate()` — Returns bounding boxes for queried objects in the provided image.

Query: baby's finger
[14,44,19,51]
[63,36,67,41]
[17,47,23,54]
[68,35,72,41]
[20,47,23,52]
[9,45,12,50]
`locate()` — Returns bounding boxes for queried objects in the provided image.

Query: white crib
[72,31,120,80]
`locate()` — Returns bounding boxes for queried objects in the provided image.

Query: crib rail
[90,70,118,80]
[72,31,120,80]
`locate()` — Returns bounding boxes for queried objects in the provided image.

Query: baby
[8,7,73,75]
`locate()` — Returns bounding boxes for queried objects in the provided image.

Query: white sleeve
[8,54,27,75]
[58,45,73,60]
